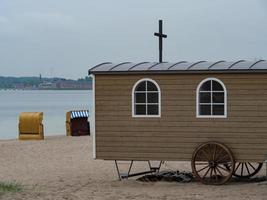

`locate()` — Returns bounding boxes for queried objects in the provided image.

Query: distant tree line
[77,76,92,82]
[0,76,92,89]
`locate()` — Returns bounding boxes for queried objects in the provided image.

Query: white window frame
[132,78,161,118]
[196,77,227,118]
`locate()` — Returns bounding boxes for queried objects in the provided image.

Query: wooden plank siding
[95,73,267,162]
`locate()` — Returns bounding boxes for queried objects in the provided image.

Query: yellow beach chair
[18,112,44,140]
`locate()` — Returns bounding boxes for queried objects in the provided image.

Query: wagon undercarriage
[115,160,163,180]
[113,141,264,185]
[191,141,264,185]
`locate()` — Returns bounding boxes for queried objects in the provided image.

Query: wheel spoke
[197,165,210,173]
[200,149,210,161]
[195,162,209,165]
[241,163,244,176]
[234,162,241,173]
[208,144,212,154]
[214,147,222,161]
[216,153,229,163]
[215,166,223,176]
[206,144,213,160]
[248,162,256,171]
[245,163,250,175]
[213,144,217,161]
[217,165,229,172]
[214,167,218,181]
[202,167,211,179]
[210,168,213,181]
[217,161,232,165]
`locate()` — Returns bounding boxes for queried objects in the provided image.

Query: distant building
[38,80,91,90]
[38,82,55,89]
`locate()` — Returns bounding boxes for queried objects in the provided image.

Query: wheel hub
[209,161,217,168]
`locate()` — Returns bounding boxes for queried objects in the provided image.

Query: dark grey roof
[88,60,267,75]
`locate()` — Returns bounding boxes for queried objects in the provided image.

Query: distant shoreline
[0,88,92,91]
[0,76,92,90]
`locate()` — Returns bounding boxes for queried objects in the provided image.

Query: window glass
[212,92,224,103]
[135,93,146,103]
[133,80,160,116]
[135,81,146,91]
[135,105,146,115]
[213,105,224,115]
[199,105,211,115]
[212,80,224,91]
[199,92,211,103]
[147,105,159,115]
[200,80,211,91]
[147,93,158,103]
[147,81,158,91]
[198,79,226,117]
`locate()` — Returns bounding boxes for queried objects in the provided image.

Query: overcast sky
[0,0,267,79]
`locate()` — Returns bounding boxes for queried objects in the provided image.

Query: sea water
[0,90,92,139]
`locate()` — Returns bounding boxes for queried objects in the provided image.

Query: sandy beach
[0,135,267,200]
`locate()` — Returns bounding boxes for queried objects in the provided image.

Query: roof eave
[88,69,267,75]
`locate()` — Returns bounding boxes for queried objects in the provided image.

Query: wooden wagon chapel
[89,59,267,185]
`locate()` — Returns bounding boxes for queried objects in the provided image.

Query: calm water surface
[0,90,92,139]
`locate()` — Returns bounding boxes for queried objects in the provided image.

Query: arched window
[132,78,161,117]
[197,78,227,118]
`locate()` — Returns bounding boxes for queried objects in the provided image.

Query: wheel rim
[229,162,263,178]
[191,142,235,185]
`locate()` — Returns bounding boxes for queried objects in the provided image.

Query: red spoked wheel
[191,142,235,185]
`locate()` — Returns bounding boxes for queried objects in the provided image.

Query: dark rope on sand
[137,170,194,183]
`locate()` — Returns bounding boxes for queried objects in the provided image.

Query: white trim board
[90,74,96,159]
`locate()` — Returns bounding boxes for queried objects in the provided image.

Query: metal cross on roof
[154,20,167,63]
